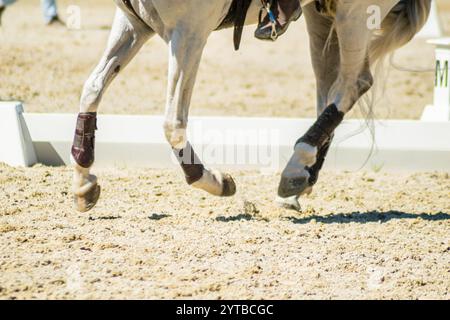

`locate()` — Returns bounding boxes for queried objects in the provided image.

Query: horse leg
[277,1,379,210]
[300,4,340,196]
[72,8,154,212]
[164,27,236,197]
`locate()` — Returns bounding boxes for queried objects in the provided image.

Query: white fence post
[0,102,37,166]
[421,38,450,121]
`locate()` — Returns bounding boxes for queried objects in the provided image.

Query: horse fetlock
[306,138,333,187]
[164,121,187,149]
[191,169,236,197]
[73,167,98,196]
[73,167,101,212]
[170,128,187,150]
[294,142,318,167]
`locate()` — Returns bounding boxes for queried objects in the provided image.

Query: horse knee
[163,121,187,150]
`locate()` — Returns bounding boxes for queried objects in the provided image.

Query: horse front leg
[164,28,236,197]
[72,8,153,212]
[299,4,340,196]
[277,1,375,210]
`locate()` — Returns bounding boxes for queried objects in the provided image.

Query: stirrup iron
[259,0,278,41]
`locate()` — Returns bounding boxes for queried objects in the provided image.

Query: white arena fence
[0,101,449,172]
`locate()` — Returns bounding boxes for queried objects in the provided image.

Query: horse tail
[352,0,431,165]
[370,0,432,63]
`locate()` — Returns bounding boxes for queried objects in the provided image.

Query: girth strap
[233,0,253,51]
[216,0,253,51]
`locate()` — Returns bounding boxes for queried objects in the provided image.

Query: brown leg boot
[71,113,97,169]
[255,0,302,41]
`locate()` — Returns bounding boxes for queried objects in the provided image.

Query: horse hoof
[276,196,301,211]
[74,183,101,213]
[221,173,237,197]
[277,174,310,199]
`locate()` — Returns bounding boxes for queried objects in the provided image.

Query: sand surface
[1,0,449,119]
[0,164,449,299]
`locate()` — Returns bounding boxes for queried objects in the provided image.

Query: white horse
[71,0,431,212]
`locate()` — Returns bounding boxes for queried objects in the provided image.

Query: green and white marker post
[422,38,450,121]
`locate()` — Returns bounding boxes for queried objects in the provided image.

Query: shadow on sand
[287,211,450,225]
[216,214,253,222]
[88,215,122,221]
[148,213,171,221]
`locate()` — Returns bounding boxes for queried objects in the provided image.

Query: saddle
[217,0,326,51]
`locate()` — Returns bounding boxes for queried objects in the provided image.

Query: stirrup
[259,0,278,41]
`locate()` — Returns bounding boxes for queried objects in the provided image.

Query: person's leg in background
[0,0,17,26]
[41,0,63,25]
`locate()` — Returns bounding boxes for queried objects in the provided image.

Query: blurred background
[0,0,449,119]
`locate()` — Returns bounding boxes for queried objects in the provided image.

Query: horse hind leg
[73,8,154,212]
[277,1,376,210]
[164,27,236,197]
[303,5,340,195]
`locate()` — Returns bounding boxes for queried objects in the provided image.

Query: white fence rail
[1,102,449,172]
